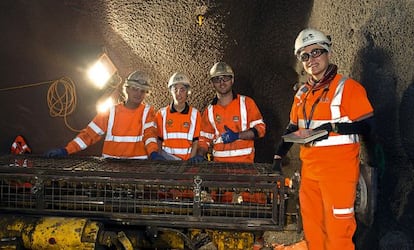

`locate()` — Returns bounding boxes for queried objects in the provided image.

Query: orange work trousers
[299,177,357,250]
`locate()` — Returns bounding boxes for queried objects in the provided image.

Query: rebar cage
[0,155,285,231]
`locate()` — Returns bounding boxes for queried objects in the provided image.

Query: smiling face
[210,75,234,95]
[125,86,147,108]
[299,44,331,81]
[170,83,188,105]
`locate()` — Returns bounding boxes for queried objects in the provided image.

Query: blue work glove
[149,152,166,160]
[188,155,205,164]
[221,125,239,144]
[45,148,68,158]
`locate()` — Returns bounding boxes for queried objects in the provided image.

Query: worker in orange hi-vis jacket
[189,62,266,163]
[155,72,201,160]
[272,28,375,250]
[45,70,165,160]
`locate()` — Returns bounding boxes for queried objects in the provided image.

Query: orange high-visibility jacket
[65,103,158,159]
[199,93,266,163]
[156,103,201,160]
[290,74,374,181]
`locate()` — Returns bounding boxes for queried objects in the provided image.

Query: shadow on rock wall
[207,1,313,162]
[352,31,414,250]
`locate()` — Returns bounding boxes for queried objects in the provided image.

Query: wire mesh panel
[0,155,285,231]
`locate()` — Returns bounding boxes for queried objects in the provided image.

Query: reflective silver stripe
[299,117,352,129]
[105,105,150,143]
[333,207,354,215]
[105,106,116,141]
[102,153,148,159]
[331,77,347,120]
[240,95,247,131]
[206,96,248,141]
[161,107,198,141]
[144,121,156,130]
[250,119,264,128]
[145,137,157,145]
[187,108,198,140]
[312,134,359,146]
[160,107,168,139]
[213,147,253,157]
[297,77,360,147]
[110,135,143,142]
[89,121,105,135]
[163,146,192,155]
[74,137,87,150]
[22,144,28,150]
[200,131,215,139]
[165,132,191,139]
[207,104,220,137]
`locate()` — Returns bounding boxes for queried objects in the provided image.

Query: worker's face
[126,86,148,105]
[170,83,188,105]
[299,44,330,81]
[211,75,234,95]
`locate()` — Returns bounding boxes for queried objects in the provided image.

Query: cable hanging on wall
[0,76,81,132]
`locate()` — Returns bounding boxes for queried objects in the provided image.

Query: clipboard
[282,129,328,144]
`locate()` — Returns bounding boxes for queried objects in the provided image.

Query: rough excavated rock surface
[0,0,414,249]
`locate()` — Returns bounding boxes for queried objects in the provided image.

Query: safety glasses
[211,75,233,84]
[298,48,328,62]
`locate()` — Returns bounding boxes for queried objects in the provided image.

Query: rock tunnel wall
[0,0,414,248]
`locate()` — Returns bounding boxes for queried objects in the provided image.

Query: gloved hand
[313,123,333,133]
[188,155,205,164]
[271,158,283,175]
[312,123,333,141]
[45,148,68,158]
[150,152,166,161]
[221,125,239,144]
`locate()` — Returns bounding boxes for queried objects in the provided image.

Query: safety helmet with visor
[294,28,332,59]
[125,70,151,92]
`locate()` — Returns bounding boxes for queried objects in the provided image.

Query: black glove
[271,158,283,175]
[45,148,68,158]
[312,123,333,141]
[150,152,166,160]
[188,155,205,164]
[313,123,333,133]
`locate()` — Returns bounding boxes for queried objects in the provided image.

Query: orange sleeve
[289,94,301,125]
[65,111,109,154]
[341,79,374,121]
[246,97,266,138]
[143,106,159,155]
[155,108,164,140]
[193,109,202,140]
[198,107,214,151]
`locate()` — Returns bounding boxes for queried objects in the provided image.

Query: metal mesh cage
[0,155,285,231]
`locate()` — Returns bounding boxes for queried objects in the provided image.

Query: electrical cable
[47,76,81,132]
[0,76,81,132]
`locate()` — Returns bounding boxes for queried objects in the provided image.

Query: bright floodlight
[97,97,114,113]
[87,53,117,89]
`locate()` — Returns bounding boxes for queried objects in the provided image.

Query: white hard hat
[209,62,234,79]
[294,28,332,55]
[125,70,151,91]
[168,72,191,89]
